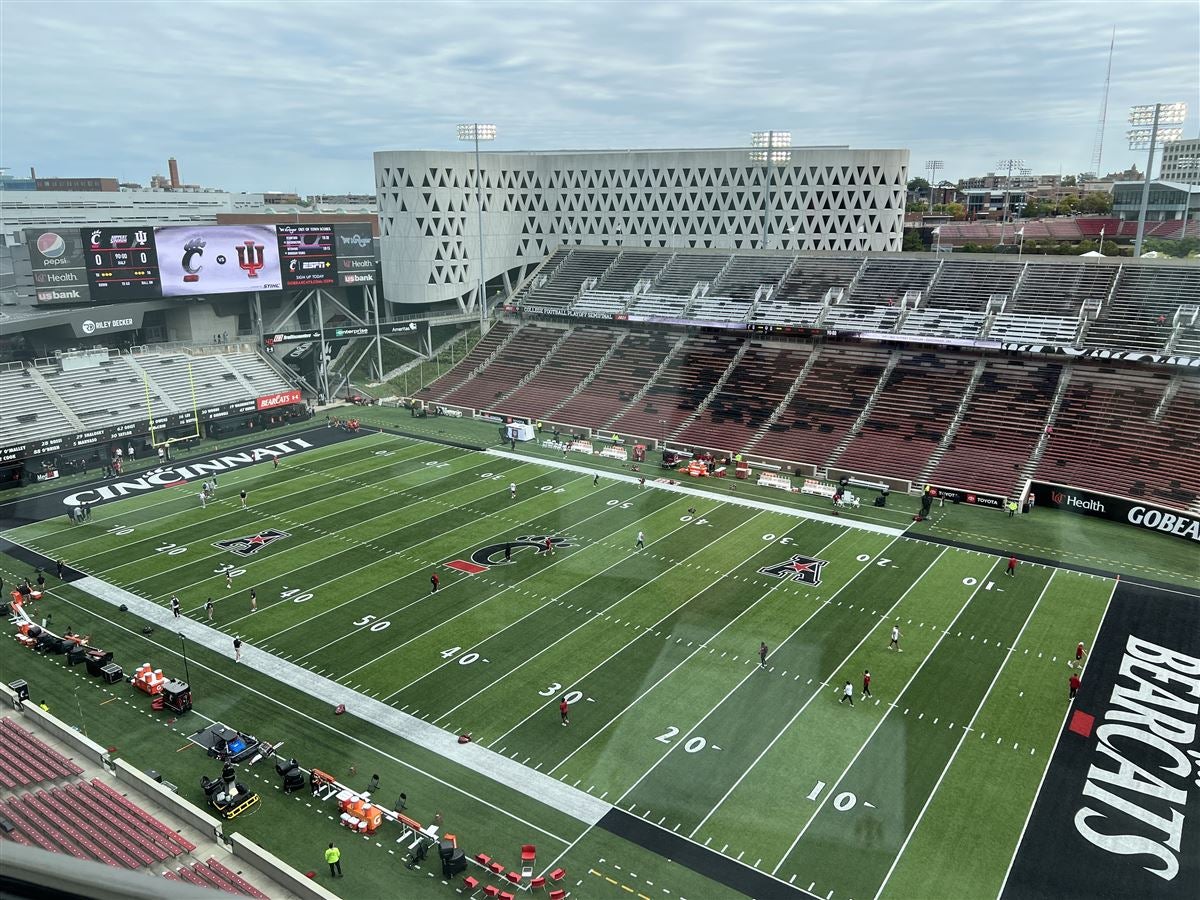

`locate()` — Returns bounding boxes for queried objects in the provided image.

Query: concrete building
[1112,180,1200,234]
[1160,138,1200,186]
[0,190,269,236]
[374,145,909,309]
[34,177,119,192]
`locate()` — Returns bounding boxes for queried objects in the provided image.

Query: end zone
[1002,580,1200,899]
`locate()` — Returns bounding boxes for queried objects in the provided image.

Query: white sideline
[73,574,612,827]
[487,449,905,537]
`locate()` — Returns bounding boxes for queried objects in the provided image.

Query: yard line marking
[996,574,1119,899]
[694,547,949,841]
[487,447,904,536]
[421,501,721,716]
[313,474,649,671]
[42,582,590,840]
[551,526,851,776]
[489,512,779,750]
[771,553,996,872]
[872,569,1060,900]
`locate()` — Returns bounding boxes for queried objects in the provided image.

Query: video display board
[26,223,374,303]
[277,224,336,288]
[83,226,161,300]
[156,224,283,296]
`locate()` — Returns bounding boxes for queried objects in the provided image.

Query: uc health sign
[1031,482,1200,544]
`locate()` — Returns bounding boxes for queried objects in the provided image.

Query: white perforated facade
[374,146,909,307]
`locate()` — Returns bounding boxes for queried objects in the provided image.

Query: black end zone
[0,537,86,583]
[599,808,816,900]
[1002,580,1200,899]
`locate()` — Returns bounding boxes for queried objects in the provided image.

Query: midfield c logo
[237,240,266,278]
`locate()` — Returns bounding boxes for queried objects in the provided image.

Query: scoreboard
[83,227,162,300]
[27,223,376,304]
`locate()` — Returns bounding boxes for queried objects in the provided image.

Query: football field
[6,427,1126,899]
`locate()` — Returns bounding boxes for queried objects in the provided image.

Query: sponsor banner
[1002,344,1200,369]
[84,226,160,301]
[27,228,93,304]
[265,322,418,347]
[1002,583,1200,899]
[257,389,303,411]
[333,223,376,287]
[70,308,144,338]
[1032,482,1200,544]
[930,485,1007,509]
[156,224,283,296]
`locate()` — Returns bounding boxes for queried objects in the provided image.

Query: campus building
[374,145,910,308]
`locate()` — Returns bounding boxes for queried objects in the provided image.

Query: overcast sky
[2,0,1197,194]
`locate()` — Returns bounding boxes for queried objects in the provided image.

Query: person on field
[1072,641,1087,668]
[1069,672,1081,699]
[233,637,243,662]
[240,489,248,510]
[636,530,645,550]
[759,642,768,668]
[249,588,257,612]
[430,572,439,593]
[840,681,854,706]
[543,536,554,556]
[205,597,215,621]
[509,482,517,500]
[559,696,570,726]
[171,595,181,618]
[888,624,902,651]
[325,842,342,877]
[862,669,872,699]
[1006,555,1018,577]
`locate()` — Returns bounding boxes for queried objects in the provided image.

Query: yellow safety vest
[325,847,341,864]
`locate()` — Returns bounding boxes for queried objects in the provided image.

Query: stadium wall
[375,146,909,306]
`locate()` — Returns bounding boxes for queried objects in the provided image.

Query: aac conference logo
[37,232,67,259]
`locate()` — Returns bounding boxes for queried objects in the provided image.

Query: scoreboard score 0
[84,227,162,300]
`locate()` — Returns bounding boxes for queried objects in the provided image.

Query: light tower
[1127,102,1187,257]
[924,160,944,211]
[996,159,1029,244]
[750,131,791,250]
[457,123,497,332]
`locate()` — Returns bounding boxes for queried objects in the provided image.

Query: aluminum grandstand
[413,248,1200,514]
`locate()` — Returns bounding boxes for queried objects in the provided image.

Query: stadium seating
[709,254,793,299]
[653,253,732,295]
[923,260,1021,311]
[1037,367,1200,509]
[596,250,674,292]
[773,258,862,303]
[1085,266,1200,352]
[609,334,743,437]
[675,343,813,450]
[899,309,984,341]
[519,249,619,309]
[440,325,566,410]
[417,321,516,401]
[495,327,621,419]
[0,718,84,786]
[929,359,1063,496]
[553,331,678,427]
[836,354,978,481]
[1010,264,1117,316]
[846,258,940,306]
[752,346,891,465]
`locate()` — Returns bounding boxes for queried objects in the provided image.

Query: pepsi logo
[37,232,66,258]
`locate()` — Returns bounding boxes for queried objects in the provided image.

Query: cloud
[0,0,1195,192]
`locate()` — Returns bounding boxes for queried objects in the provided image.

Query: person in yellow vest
[325,842,342,877]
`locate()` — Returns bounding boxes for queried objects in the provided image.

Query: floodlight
[457,123,497,141]
[456,123,499,329]
[750,131,792,249]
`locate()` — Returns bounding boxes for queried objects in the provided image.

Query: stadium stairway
[490,327,575,407]
[1012,363,1075,493]
[741,347,823,455]
[541,330,629,418]
[821,350,901,470]
[599,333,689,430]
[668,341,750,440]
[25,368,84,431]
[915,357,988,487]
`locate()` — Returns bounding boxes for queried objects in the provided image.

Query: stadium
[2,8,1199,900]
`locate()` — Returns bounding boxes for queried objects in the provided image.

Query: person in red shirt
[1069,672,1081,699]
[430,572,439,594]
[862,669,872,699]
[1073,641,1087,667]
[1006,555,1018,577]
[544,537,555,556]
[559,696,570,726]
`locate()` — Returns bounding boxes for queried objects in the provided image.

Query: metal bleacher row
[416,320,1200,511]
[511,247,1200,356]
[0,350,293,449]
[0,718,270,896]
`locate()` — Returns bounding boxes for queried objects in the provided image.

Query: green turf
[0,429,1153,899]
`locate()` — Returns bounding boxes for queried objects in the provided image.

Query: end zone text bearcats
[62,438,314,507]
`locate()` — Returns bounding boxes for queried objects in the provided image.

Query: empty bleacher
[753,346,891,465]
[687,295,752,323]
[847,258,940,306]
[416,321,515,401]
[773,258,862,303]
[627,292,690,319]
[988,314,1079,345]
[899,309,985,341]
[836,354,978,481]
[571,290,629,317]
[1086,266,1200,352]
[596,250,674,292]
[440,325,566,410]
[930,358,1063,496]
[653,253,731,295]
[609,334,743,437]
[0,718,83,789]
[709,255,793,299]
[553,331,678,427]
[1037,368,1199,510]
[496,327,619,418]
[0,369,73,447]
[675,343,813,450]
[1010,263,1117,316]
[749,299,823,328]
[923,260,1022,311]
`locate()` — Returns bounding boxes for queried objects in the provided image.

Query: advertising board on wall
[333,223,376,286]
[1030,482,1200,544]
[929,485,1007,509]
[28,229,92,303]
